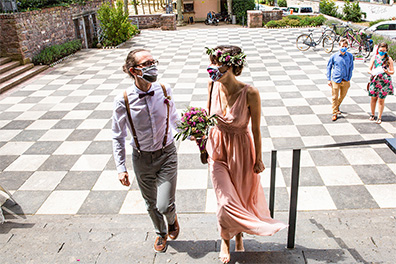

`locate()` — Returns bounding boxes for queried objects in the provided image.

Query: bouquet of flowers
[174,106,217,163]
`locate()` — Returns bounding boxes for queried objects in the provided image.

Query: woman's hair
[378,42,389,67]
[339,38,348,46]
[122,49,149,79]
[209,45,244,76]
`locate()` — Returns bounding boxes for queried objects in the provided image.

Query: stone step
[0,57,12,66]
[0,61,20,74]
[0,65,49,94]
[0,63,34,83]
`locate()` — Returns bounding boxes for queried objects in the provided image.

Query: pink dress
[206,83,287,240]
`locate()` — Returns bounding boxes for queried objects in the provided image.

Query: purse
[367,76,374,91]
[199,81,214,164]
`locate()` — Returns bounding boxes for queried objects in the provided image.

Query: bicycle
[342,26,373,58]
[296,27,334,53]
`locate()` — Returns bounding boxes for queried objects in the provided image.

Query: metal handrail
[269,138,394,248]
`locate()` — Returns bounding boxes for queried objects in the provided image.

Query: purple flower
[164,98,169,105]
[225,55,231,61]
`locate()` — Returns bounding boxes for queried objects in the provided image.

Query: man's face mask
[207,65,226,82]
[340,47,348,53]
[134,64,158,83]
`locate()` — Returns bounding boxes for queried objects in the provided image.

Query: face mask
[207,65,225,82]
[379,51,387,56]
[134,65,158,83]
[340,47,348,53]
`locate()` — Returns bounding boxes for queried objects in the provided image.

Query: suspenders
[123,84,170,153]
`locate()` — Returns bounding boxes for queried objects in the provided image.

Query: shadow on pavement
[167,239,365,263]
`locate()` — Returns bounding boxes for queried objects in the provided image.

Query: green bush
[97,0,139,47]
[369,19,390,27]
[266,0,274,6]
[265,15,325,28]
[32,39,82,65]
[277,0,287,7]
[371,35,396,60]
[266,20,278,28]
[342,0,364,22]
[17,0,91,11]
[287,15,301,20]
[232,0,255,25]
[319,0,338,18]
[288,19,300,27]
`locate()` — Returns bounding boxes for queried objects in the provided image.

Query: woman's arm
[368,56,375,73]
[385,57,394,75]
[247,86,265,174]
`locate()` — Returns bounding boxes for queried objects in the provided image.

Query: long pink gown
[206,83,287,240]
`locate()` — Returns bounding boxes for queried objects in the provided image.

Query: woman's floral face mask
[207,65,226,82]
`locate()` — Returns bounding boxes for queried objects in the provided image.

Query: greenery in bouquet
[174,106,217,152]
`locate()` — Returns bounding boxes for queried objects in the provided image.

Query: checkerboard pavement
[1,27,396,217]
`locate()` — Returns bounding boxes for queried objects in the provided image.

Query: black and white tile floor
[1,27,396,216]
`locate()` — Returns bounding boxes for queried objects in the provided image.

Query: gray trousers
[132,142,177,238]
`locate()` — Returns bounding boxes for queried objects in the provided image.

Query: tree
[132,0,138,14]
[124,0,128,15]
[177,0,183,25]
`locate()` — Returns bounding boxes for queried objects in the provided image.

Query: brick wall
[262,10,283,24]
[247,11,263,28]
[129,14,162,29]
[129,14,176,30]
[0,0,110,64]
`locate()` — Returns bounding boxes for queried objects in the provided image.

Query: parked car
[285,6,314,15]
[255,4,266,11]
[365,20,396,40]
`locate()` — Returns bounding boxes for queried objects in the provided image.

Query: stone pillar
[247,10,262,28]
[161,14,177,30]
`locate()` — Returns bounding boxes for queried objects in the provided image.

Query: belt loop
[137,149,141,157]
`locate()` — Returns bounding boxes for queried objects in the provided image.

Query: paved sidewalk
[1,209,395,263]
[1,27,396,263]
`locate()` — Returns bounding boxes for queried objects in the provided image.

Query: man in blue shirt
[327,38,354,121]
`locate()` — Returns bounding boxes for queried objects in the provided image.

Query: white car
[285,6,314,15]
[365,20,396,40]
[255,4,266,11]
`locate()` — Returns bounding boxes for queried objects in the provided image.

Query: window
[184,3,193,12]
[300,7,312,13]
[389,24,396,30]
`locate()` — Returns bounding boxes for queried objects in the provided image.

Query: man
[326,38,354,121]
[112,49,180,253]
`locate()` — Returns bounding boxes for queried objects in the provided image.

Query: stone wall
[160,14,176,30]
[247,11,263,28]
[0,0,109,64]
[129,14,176,30]
[262,10,283,24]
[129,14,161,29]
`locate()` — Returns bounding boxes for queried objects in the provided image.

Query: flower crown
[205,47,246,67]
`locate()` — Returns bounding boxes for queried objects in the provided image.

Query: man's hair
[123,49,149,79]
[339,38,348,46]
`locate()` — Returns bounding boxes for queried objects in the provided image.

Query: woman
[205,45,287,263]
[368,42,394,124]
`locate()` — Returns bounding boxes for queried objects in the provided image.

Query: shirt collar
[132,82,157,95]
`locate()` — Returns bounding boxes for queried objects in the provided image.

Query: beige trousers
[331,80,350,115]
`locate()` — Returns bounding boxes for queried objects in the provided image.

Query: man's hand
[328,81,332,87]
[118,172,130,186]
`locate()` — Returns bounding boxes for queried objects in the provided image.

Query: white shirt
[112,82,179,173]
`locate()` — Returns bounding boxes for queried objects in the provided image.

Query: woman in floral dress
[368,42,394,124]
